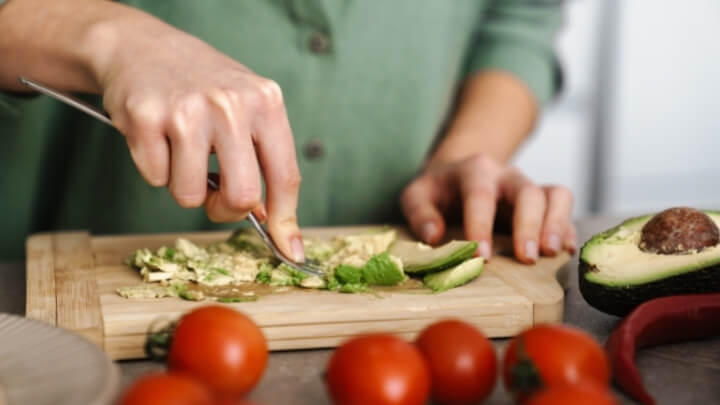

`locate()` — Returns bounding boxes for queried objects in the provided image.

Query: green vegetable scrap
[335,265,363,284]
[119,227,484,302]
[361,252,406,286]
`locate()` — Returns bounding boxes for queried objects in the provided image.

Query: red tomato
[117,372,213,405]
[524,383,618,405]
[168,306,268,399]
[325,334,430,405]
[415,319,497,405]
[502,324,610,401]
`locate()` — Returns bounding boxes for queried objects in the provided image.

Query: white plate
[0,314,120,405]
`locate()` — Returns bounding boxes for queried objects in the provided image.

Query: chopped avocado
[227,229,270,256]
[361,252,405,286]
[339,283,369,293]
[117,284,176,299]
[389,240,477,274]
[269,268,296,286]
[300,275,327,289]
[169,282,205,301]
[217,296,258,303]
[335,265,363,284]
[159,247,176,260]
[175,238,206,259]
[423,257,484,292]
[304,238,338,262]
[579,208,720,316]
[256,268,272,284]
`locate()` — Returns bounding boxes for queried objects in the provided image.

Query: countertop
[2,216,719,404]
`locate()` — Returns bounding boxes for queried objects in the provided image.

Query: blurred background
[513,0,720,217]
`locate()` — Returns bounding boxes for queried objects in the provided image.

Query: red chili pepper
[605,293,720,405]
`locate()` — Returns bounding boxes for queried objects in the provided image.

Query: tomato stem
[510,338,543,399]
[145,322,175,362]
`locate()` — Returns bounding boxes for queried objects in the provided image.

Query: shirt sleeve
[463,0,564,106]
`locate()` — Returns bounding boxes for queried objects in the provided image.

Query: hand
[400,154,576,263]
[93,15,304,261]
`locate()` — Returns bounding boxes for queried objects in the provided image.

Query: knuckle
[551,185,574,203]
[519,184,544,201]
[169,94,206,137]
[257,79,284,105]
[280,170,302,191]
[174,192,205,209]
[124,95,166,132]
[226,187,262,212]
[145,168,168,187]
[400,178,427,205]
[465,185,497,202]
[466,153,497,172]
[206,88,237,112]
[504,165,524,178]
[245,79,284,112]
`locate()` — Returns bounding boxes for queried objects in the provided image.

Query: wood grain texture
[25,234,56,325]
[52,232,104,347]
[27,226,570,359]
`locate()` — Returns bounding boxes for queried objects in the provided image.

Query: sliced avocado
[335,264,363,284]
[361,252,406,286]
[423,257,484,292]
[579,208,720,316]
[389,240,477,274]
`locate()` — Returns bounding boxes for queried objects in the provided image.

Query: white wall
[513,0,604,217]
[603,0,720,215]
[513,0,720,217]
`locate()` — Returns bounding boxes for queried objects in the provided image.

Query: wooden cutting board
[25,226,570,360]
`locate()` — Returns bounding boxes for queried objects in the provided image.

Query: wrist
[79,4,147,91]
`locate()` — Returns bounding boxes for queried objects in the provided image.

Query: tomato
[415,319,497,405]
[524,383,618,405]
[325,334,430,405]
[117,372,213,405]
[168,306,268,399]
[502,324,610,401]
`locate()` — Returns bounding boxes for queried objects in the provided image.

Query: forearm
[428,70,538,167]
[0,0,161,93]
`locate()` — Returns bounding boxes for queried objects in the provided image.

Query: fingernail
[291,236,305,263]
[547,234,561,253]
[525,240,538,261]
[567,240,577,254]
[422,222,438,242]
[477,241,491,260]
[256,206,268,223]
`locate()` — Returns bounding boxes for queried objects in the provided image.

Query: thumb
[400,180,446,245]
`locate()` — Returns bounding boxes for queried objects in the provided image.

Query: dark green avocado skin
[579,259,720,316]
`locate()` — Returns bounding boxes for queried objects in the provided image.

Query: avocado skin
[578,258,720,316]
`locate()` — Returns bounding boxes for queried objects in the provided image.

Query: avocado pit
[639,207,719,254]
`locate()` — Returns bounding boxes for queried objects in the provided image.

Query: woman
[0,0,575,263]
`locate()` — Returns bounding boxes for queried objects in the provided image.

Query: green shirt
[0,0,561,259]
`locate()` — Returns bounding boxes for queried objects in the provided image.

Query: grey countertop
[2,216,719,404]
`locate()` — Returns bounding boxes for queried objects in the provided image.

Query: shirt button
[303,139,325,160]
[308,32,331,54]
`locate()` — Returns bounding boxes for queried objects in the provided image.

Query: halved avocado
[579,208,720,316]
[424,257,484,292]
[389,240,477,274]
